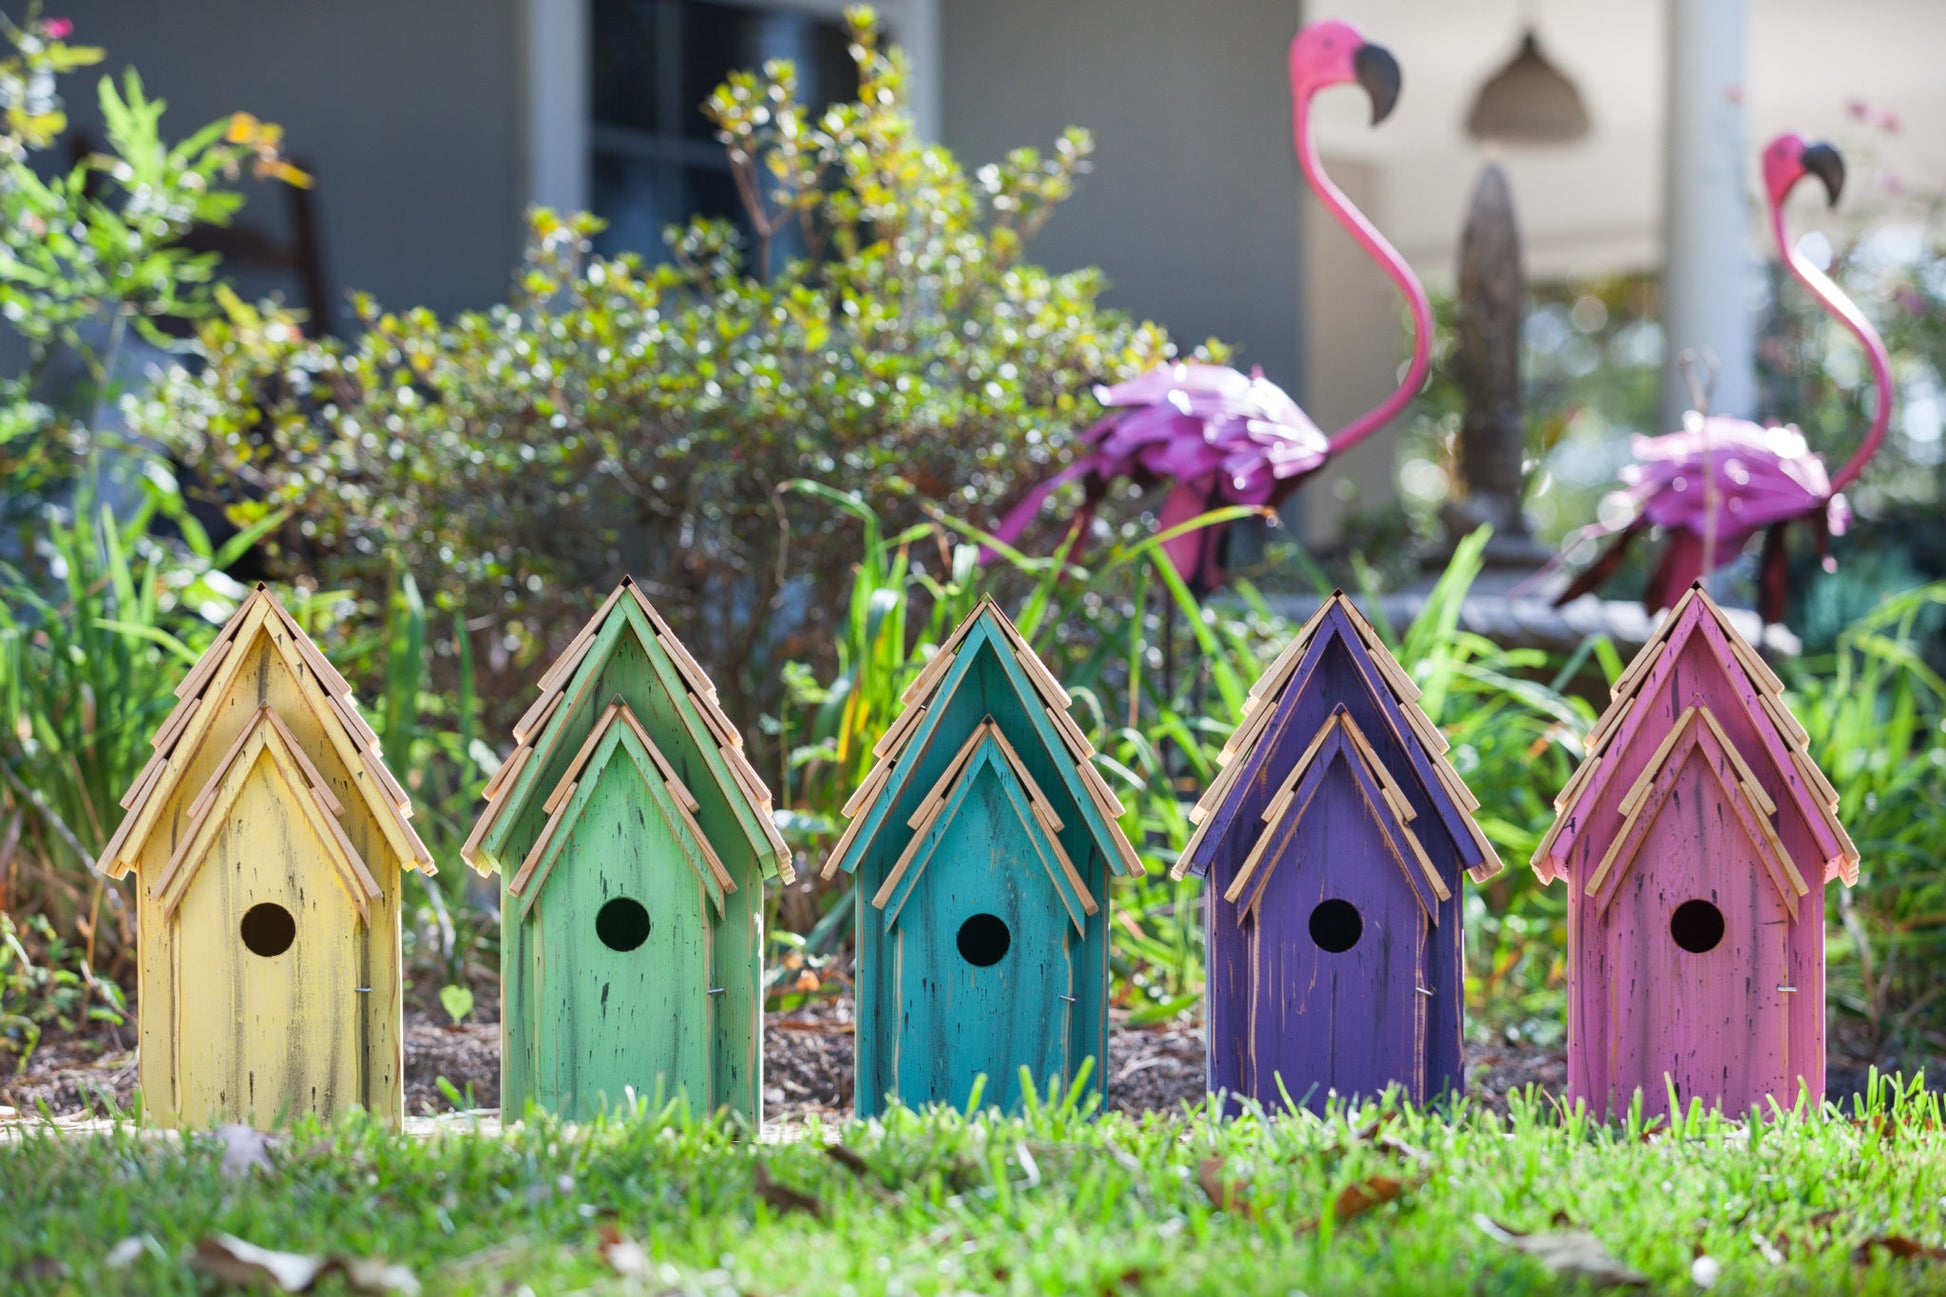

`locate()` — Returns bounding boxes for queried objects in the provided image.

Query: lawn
[7,1077,1946,1295]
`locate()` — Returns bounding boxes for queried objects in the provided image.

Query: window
[587,0,858,261]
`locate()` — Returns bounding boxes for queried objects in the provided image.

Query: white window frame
[522,0,940,217]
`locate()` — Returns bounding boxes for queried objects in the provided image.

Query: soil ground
[0,997,1915,1123]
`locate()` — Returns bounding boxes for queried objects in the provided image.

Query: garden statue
[1556,136,1893,622]
[989,18,1430,593]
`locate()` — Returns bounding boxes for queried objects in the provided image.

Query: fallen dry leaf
[214,1124,277,1178]
[1476,1215,1648,1289]
[753,1160,824,1219]
[188,1235,419,1295]
[104,1236,148,1270]
[1853,1235,1946,1265]
[1198,1156,1253,1219]
[1330,1175,1408,1224]
[597,1225,651,1277]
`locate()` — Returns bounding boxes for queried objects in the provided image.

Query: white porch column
[1660,0,1756,428]
[523,0,590,216]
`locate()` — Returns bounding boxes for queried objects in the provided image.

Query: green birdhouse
[463,580,791,1122]
[822,597,1142,1115]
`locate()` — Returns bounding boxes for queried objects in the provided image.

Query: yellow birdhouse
[98,585,433,1128]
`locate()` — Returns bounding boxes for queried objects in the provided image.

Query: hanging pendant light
[1466,28,1591,145]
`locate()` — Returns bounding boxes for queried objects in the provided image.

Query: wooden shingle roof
[821,596,1142,885]
[1533,584,1856,890]
[462,578,791,882]
[98,585,432,880]
[1171,592,1501,885]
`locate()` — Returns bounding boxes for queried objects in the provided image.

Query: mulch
[0,997,1917,1124]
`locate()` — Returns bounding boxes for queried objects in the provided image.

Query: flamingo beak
[1801,141,1845,207]
[1353,42,1402,126]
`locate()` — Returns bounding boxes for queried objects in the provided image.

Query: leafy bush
[135,10,1180,726]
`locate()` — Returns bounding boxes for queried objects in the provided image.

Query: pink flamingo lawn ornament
[989,20,1432,593]
[1556,135,1894,622]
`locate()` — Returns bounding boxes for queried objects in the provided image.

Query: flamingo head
[1763,133,1845,210]
[1289,20,1400,125]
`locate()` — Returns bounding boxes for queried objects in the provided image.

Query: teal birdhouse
[463,580,791,1122]
[822,597,1142,1115]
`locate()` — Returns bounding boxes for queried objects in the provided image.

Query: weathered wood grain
[101,587,419,1129]
[1182,595,1489,1114]
[1538,586,1849,1117]
[828,601,1125,1117]
[474,583,780,1126]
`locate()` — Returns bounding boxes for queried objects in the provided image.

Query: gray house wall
[53,0,528,335]
[940,0,1305,396]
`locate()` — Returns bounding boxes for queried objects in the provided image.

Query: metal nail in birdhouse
[97,585,434,1128]
[1534,585,1857,1117]
[1171,592,1501,1114]
[463,579,791,1123]
[822,596,1142,1116]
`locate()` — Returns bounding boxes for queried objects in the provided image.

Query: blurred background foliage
[1,10,1943,1078]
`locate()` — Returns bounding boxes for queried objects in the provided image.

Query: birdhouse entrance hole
[1308,899,1363,953]
[596,897,652,952]
[956,913,1012,967]
[239,903,296,958]
[1670,899,1725,954]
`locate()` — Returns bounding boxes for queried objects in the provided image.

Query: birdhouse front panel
[1236,749,1430,1108]
[98,588,431,1128]
[824,600,1141,1116]
[170,739,382,1124]
[884,744,1079,1111]
[1596,746,1794,1113]
[528,761,716,1115]
[465,581,790,1124]
[1176,595,1501,1114]
[1536,587,1856,1117]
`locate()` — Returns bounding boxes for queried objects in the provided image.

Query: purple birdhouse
[1172,593,1501,1113]
[1535,586,1857,1118]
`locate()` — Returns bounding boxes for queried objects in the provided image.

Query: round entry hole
[1308,899,1363,954]
[1670,899,1725,954]
[240,903,296,958]
[956,913,1012,967]
[596,897,651,952]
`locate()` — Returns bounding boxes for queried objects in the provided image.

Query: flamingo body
[1559,134,1891,622]
[988,20,1427,593]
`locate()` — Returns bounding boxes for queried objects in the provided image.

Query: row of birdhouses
[102,580,1852,1130]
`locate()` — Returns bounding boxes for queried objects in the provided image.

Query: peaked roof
[98,585,432,879]
[1579,705,1809,920]
[506,700,736,919]
[149,708,382,922]
[461,578,791,882]
[1220,708,1450,923]
[1170,592,1502,885]
[1534,584,1856,889]
[821,596,1142,883]
[870,721,1098,934]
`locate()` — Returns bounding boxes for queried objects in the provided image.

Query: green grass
[10,1080,1946,1293]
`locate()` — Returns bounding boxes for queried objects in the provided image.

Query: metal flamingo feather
[987,20,1432,594]
[1556,134,1894,622]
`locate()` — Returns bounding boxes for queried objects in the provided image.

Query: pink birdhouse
[1534,586,1857,1117]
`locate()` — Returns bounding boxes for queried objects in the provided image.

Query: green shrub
[135,10,1182,727]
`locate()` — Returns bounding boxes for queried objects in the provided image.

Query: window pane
[591,0,663,133]
[678,2,855,142]
[590,153,748,259]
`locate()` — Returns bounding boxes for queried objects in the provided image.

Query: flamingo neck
[1769,201,1893,493]
[1294,90,1433,455]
